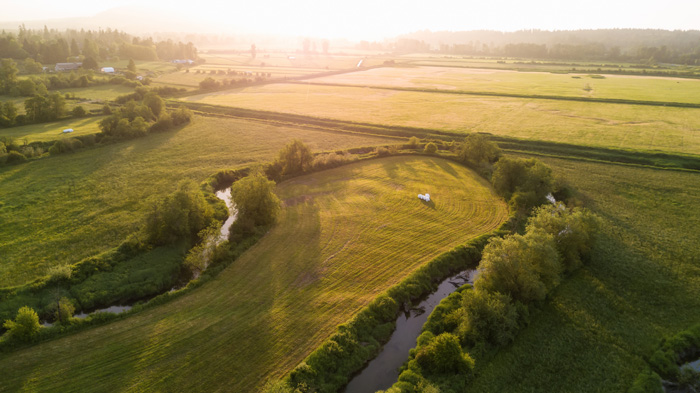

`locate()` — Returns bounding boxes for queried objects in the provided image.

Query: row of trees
[1,26,197,63]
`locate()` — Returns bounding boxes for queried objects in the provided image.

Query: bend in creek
[43,188,237,326]
[344,269,479,393]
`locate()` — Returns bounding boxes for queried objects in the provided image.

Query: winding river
[344,269,478,393]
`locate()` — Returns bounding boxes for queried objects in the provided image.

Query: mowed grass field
[467,156,700,391]
[0,156,508,392]
[311,66,700,104]
[0,116,104,143]
[182,83,700,155]
[0,115,396,288]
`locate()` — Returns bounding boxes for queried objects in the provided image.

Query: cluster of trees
[229,170,281,239]
[0,137,41,165]
[0,26,197,64]
[99,93,192,140]
[198,74,270,90]
[388,202,600,391]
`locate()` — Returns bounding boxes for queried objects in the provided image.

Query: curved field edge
[0,155,508,393]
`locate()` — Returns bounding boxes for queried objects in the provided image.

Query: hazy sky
[3,0,699,39]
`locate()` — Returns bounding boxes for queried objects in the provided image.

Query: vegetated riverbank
[0,151,508,392]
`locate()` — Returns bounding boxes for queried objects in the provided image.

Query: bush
[199,77,220,90]
[2,306,41,342]
[50,297,75,324]
[407,136,420,148]
[424,142,438,154]
[230,170,281,234]
[628,370,664,393]
[491,157,554,210]
[144,180,216,245]
[459,289,519,347]
[458,134,501,165]
[72,105,87,117]
[275,139,314,177]
[415,333,474,375]
[5,150,27,164]
[475,229,560,304]
[170,106,193,125]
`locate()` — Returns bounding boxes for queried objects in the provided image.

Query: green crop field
[182,83,700,155]
[0,115,396,288]
[465,156,700,391]
[0,116,104,143]
[0,155,508,392]
[311,66,700,104]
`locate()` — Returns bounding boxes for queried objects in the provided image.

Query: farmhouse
[101,67,115,73]
[55,63,82,71]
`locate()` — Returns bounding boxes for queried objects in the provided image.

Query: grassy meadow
[0,116,104,143]
[311,66,700,104]
[0,115,396,288]
[182,83,700,155]
[0,156,508,392]
[465,156,700,391]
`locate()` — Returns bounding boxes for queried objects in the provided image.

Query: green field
[0,115,396,288]
[182,83,700,155]
[311,66,700,104]
[463,155,700,391]
[0,116,104,143]
[0,155,508,392]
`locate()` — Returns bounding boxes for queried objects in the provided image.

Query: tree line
[0,25,197,64]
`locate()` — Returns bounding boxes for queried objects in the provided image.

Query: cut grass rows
[0,116,395,287]
[181,83,700,155]
[0,155,508,392]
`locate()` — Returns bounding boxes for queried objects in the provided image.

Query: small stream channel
[43,188,236,326]
[343,269,478,393]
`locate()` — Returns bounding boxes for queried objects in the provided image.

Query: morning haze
[0,1,699,392]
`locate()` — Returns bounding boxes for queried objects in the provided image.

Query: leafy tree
[407,136,420,148]
[144,180,215,245]
[475,229,561,304]
[143,92,165,118]
[3,306,41,342]
[526,203,601,273]
[52,297,75,324]
[415,333,474,375]
[199,77,220,90]
[127,58,136,72]
[276,139,314,176]
[0,101,18,127]
[458,134,501,165]
[459,289,519,346]
[16,79,36,96]
[491,157,554,210]
[424,142,438,154]
[72,105,86,117]
[23,58,43,74]
[82,56,98,70]
[0,59,19,94]
[231,169,281,232]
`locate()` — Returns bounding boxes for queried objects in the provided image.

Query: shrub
[415,333,474,375]
[628,370,664,393]
[491,157,554,210]
[459,289,519,347]
[407,136,420,148]
[72,105,86,117]
[50,297,76,324]
[5,150,27,164]
[424,142,438,154]
[149,113,174,133]
[2,306,41,342]
[475,229,561,304]
[458,134,501,165]
[275,139,314,176]
[230,170,281,233]
[171,106,193,125]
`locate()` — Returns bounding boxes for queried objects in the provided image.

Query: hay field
[0,115,395,287]
[0,156,508,392]
[182,83,700,155]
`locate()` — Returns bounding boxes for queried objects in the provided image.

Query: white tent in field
[417,193,431,202]
[62,129,74,133]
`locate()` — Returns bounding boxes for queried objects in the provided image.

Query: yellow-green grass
[200,52,387,70]
[0,84,134,116]
[182,83,700,155]
[0,116,104,143]
[311,66,700,104]
[466,155,700,391]
[0,155,508,392]
[0,115,396,288]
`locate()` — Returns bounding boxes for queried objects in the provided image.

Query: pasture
[311,66,700,104]
[0,115,395,287]
[0,155,508,392]
[0,116,104,142]
[465,156,700,391]
[182,83,700,155]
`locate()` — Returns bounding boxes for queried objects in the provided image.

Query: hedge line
[284,225,510,392]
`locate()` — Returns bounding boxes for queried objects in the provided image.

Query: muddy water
[682,359,700,372]
[344,270,478,393]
